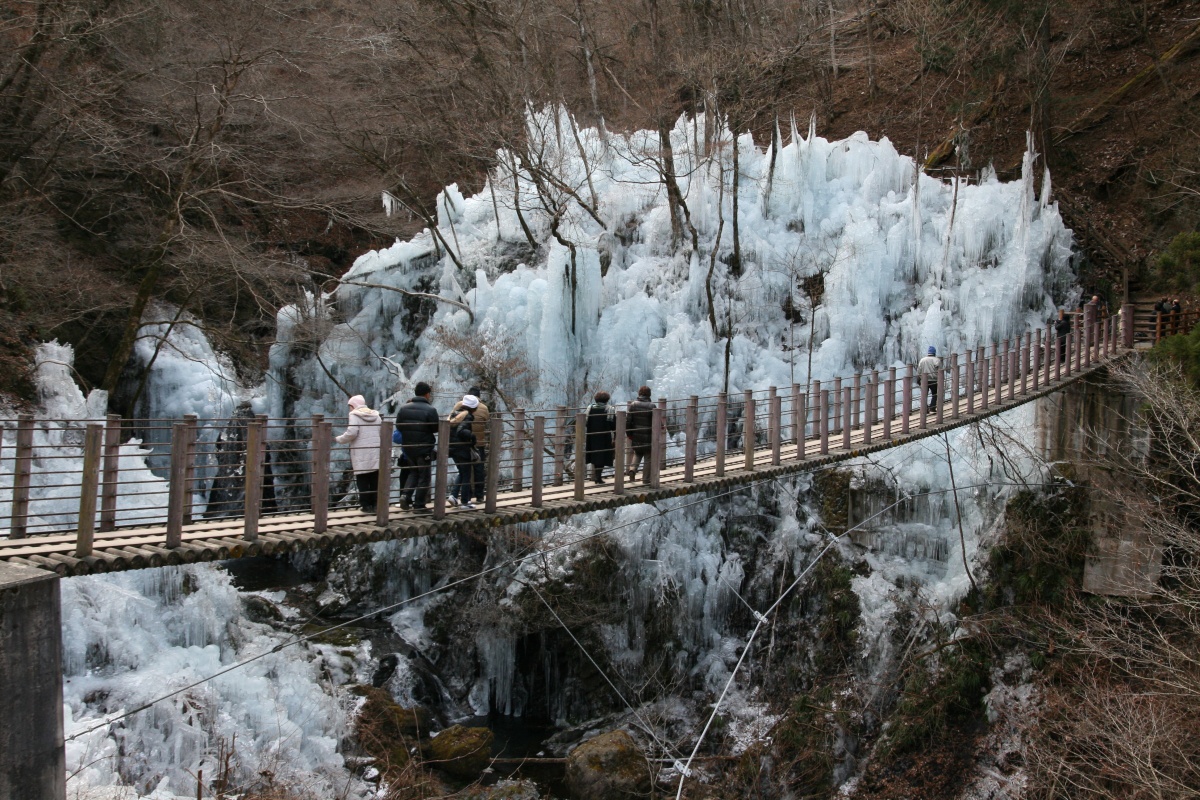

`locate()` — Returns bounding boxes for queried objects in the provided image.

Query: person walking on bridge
[335,395,382,513]
[917,347,941,413]
[585,391,616,484]
[395,382,439,512]
[626,386,655,481]
[1055,308,1072,362]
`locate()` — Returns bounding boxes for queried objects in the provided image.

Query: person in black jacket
[447,396,479,509]
[1054,309,1072,363]
[394,381,439,511]
[625,386,655,481]
[584,391,616,484]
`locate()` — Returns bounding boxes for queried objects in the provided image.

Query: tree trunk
[658,124,685,250]
[731,128,742,275]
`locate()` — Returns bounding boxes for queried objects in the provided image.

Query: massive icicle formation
[272,110,1075,417]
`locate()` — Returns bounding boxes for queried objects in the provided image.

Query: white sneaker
[462,502,476,510]
[447,496,460,507]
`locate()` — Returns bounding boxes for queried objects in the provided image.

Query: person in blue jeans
[447,395,479,509]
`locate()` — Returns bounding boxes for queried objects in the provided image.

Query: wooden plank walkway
[0,343,1129,578]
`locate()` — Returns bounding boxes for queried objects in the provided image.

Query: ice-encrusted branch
[338,280,474,324]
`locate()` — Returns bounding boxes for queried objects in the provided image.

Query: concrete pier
[0,563,65,800]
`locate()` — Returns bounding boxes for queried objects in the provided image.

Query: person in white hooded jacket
[335,394,382,512]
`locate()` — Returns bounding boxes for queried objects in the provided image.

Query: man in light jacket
[917,346,942,413]
[335,394,382,513]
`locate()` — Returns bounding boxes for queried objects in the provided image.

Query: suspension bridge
[0,305,1149,578]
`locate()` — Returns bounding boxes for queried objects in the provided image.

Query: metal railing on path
[0,305,1142,577]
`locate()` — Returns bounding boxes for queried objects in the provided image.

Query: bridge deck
[0,343,1125,577]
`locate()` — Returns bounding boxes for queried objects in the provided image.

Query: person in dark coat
[625,386,655,481]
[447,395,479,509]
[1054,308,1072,363]
[394,381,439,511]
[1171,298,1184,335]
[584,391,616,484]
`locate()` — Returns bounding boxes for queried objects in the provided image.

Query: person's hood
[348,394,367,409]
[350,406,380,421]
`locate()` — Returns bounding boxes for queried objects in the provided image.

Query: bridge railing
[1,311,1126,554]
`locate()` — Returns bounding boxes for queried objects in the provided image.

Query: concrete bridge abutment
[0,562,65,800]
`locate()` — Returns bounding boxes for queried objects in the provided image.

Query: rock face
[565,730,651,799]
[426,724,495,779]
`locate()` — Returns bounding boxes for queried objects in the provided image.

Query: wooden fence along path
[0,307,1143,577]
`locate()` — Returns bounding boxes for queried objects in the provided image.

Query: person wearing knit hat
[335,394,382,513]
[451,388,490,505]
[917,346,942,413]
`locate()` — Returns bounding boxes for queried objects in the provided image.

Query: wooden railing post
[75,423,103,558]
[797,391,808,459]
[851,374,862,429]
[182,414,198,525]
[1083,306,1094,368]
[964,348,974,415]
[1032,331,1042,392]
[992,345,1002,405]
[791,384,803,446]
[863,379,874,445]
[950,354,960,419]
[99,413,121,532]
[242,417,265,541]
[819,389,830,454]
[376,420,393,526]
[1054,328,1063,381]
[657,398,669,476]
[165,422,187,547]
[1080,321,1089,376]
[684,396,698,481]
[434,418,450,519]
[841,385,852,449]
[1008,339,1018,399]
[1122,304,1134,349]
[311,415,329,534]
[899,366,911,433]
[770,391,782,465]
[613,411,627,495]
[486,417,501,512]
[715,392,728,477]
[532,416,545,507]
[574,412,587,501]
[871,370,881,424]
[743,391,755,471]
[1019,334,1029,395]
[919,373,929,429]
[832,378,843,434]
[650,405,665,487]
[9,414,33,539]
[935,368,945,425]
[513,409,526,491]
[553,406,567,485]
[883,369,895,439]
[1001,339,1010,401]
[767,387,779,465]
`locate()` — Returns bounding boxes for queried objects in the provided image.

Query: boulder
[426,724,494,779]
[565,730,651,799]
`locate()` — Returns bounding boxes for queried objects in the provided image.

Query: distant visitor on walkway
[585,391,617,484]
[917,346,941,412]
[626,386,654,481]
